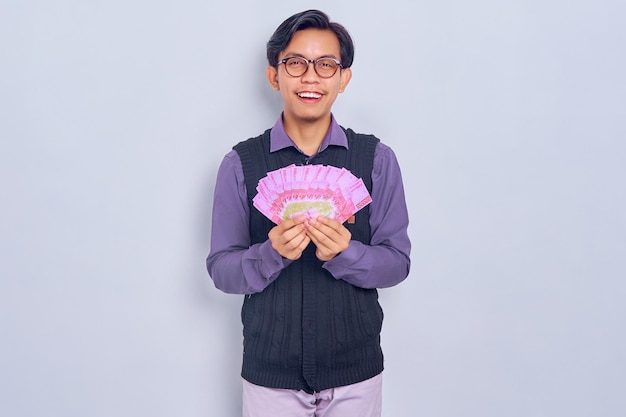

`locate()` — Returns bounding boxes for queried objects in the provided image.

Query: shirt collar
[269,113,348,154]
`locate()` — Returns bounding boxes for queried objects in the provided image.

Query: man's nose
[301,62,319,82]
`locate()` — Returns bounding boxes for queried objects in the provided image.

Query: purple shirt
[206,115,411,294]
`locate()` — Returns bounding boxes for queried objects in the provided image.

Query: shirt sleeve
[322,142,411,288]
[206,150,291,294]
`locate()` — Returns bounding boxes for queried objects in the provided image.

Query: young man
[206,9,411,417]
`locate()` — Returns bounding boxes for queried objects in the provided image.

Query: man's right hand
[268,215,311,260]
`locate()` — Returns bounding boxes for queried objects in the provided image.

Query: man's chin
[293,112,330,124]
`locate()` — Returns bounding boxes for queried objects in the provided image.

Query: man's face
[267,28,352,127]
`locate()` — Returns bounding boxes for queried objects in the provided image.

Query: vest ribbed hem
[242,350,384,393]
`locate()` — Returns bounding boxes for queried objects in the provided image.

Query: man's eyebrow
[281,52,340,60]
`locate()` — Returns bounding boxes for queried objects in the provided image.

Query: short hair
[266,9,355,69]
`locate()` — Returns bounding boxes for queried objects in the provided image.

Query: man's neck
[283,114,332,156]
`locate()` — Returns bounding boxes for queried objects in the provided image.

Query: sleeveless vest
[234,128,382,393]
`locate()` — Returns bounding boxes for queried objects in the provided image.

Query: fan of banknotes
[253,164,372,224]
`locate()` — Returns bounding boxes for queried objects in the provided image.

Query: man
[206,9,411,417]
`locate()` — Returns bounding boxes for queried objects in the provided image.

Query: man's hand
[268,215,311,260]
[305,216,351,261]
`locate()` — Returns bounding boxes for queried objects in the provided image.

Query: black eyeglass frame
[277,56,343,78]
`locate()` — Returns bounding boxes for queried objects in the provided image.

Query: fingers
[279,233,311,260]
[305,216,351,261]
[307,216,349,242]
[268,215,352,261]
[269,216,311,260]
[273,216,305,240]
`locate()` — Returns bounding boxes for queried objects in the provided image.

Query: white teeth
[298,92,322,99]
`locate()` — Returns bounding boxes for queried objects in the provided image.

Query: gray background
[1,0,624,416]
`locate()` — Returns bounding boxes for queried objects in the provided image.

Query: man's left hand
[304,216,351,261]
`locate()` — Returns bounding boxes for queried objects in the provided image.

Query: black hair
[266,9,355,69]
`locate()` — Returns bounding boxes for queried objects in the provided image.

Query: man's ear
[339,68,352,93]
[266,66,280,91]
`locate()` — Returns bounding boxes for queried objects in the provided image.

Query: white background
[1,1,625,416]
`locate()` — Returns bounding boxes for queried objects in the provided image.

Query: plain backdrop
[1,1,625,416]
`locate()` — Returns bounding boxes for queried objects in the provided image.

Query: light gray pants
[242,373,383,417]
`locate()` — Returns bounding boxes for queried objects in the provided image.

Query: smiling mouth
[297,92,322,99]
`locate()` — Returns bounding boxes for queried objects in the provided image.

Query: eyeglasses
[277,56,342,78]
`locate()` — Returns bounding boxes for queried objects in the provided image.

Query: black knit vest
[234,128,382,393]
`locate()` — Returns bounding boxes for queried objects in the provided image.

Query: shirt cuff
[257,239,293,280]
[322,240,363,277]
